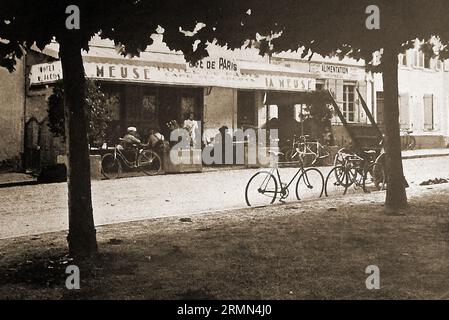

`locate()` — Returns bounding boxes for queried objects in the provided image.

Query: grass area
[1,185,449,299]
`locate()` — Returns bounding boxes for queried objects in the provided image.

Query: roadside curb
[402,153,449,160]
[0,180,39,189]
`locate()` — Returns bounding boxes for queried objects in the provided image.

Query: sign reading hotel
[29,61,62,84]
[30,60,315,92]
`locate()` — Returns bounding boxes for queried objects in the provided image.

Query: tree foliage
[48,80,113,145]
[2,0,449,255]
[2,1,449,69]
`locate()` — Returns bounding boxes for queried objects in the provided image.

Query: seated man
[148,129,165,149]
[120,127,145,162]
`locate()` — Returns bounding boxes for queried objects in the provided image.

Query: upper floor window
[399,53,407,66]
[414,51,424,68]
[424,54,431,69]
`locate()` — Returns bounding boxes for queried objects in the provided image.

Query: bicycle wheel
[137,150,162,176]
[324,166,352,197]
[296,168,324,200]
[334,148,348,167]
[347,166,364,190]
[245,171,278,207]
[101,153,121,179]
[363,162,386,192]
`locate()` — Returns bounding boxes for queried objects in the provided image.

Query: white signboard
[30,60,315,92]
[310,62,365,80]
[29,61,62,84]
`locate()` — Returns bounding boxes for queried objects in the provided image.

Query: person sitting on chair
[121,127,145,161]
[148,128,168,152]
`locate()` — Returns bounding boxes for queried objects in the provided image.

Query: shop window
[104,92,121,121]
[181,96,196,119]
[268,105,278,120]
[423,94,434,131]
[237,91,256,127]
[343,84,356,122]
[295,104,308,122]
[142,95,157,121]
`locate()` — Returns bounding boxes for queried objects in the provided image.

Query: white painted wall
[374,65,447,137]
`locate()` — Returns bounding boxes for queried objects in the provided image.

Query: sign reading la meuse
[30,60,315,91]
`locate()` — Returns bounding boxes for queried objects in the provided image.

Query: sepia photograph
[1,0,449,308]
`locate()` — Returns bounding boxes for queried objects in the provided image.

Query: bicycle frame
[266,165,306,193]
[296,140,330,163]
[114,146,140,168]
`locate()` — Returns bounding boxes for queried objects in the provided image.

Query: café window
[237,91,256,127]
[104,92,121,121]
[142,95,158,122]
[343,84,356,122]
[181,96,196,118]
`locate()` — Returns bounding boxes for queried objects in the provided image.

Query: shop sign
[310,62,365,80]
[30,60,315,92]
[188,56,239,73]
[29,61,62,84]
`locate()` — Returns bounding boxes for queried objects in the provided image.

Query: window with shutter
[343,84,356,122]
[398,94,410,129]
[423,94,434,131]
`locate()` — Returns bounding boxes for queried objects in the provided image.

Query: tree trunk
[59,37,98,257]
[382,46,408,212]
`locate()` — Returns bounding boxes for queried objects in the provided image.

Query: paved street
[1,155,449,239]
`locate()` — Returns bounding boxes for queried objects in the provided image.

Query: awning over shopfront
[29,42,316,92]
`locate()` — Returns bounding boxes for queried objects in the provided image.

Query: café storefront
[29,49,317,172]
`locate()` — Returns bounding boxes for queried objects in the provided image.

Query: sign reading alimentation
[310,62,365,80]
[30,60,315,92]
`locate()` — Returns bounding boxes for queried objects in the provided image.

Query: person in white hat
[120,126,145,161]
[122,127,142,145]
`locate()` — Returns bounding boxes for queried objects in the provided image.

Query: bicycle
[280,135,300,162]
[101,139,162,179]
[325,146,386,197]
[401,129,416,150]
[245,150,324,207]
[295,135,331,167]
